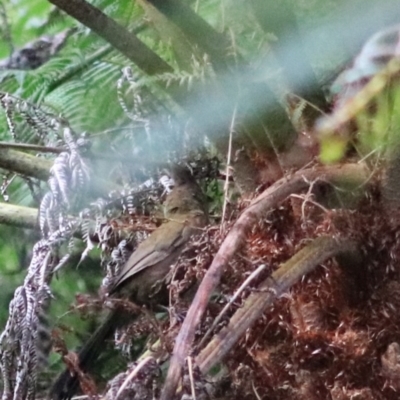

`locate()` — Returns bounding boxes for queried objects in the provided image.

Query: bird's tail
[49,310,125,400]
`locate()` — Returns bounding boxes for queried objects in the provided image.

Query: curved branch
[161,162,369,400]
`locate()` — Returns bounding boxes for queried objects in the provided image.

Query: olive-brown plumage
[50,167,208,400]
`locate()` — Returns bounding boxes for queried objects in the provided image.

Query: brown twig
[196,236,358,372]
[161,162,369,400]
[187,356,197,400]
[197,263,266,350]
[115,357,155,400]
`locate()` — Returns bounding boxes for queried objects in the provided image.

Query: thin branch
[187,356,197,400]
[197,263,266,349]
[161,162,369,400]
[196,236,358,372]
[220,105,236,232]
[115,357,155,400]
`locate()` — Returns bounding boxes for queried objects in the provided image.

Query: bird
[49,165,208,400]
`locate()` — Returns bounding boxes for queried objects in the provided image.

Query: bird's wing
[111,218,190,289]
